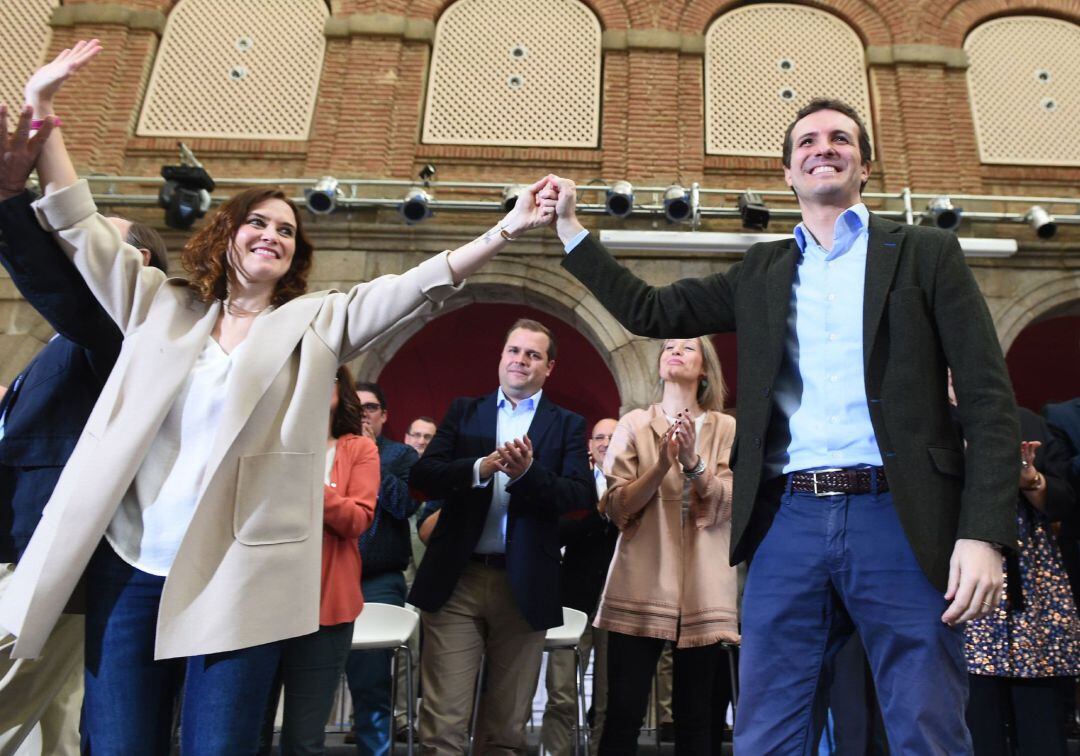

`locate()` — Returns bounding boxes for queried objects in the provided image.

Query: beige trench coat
[0,180,461,659]
[595,404,739,648]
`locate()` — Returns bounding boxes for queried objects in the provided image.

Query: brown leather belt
[469,553,507,569]
[789,467,888,496]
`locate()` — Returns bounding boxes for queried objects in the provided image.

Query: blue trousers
[83,542,282,756]
[734,486,971,755]
[344,570,407,756]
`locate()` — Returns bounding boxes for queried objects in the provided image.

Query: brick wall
[37,0,1078,197]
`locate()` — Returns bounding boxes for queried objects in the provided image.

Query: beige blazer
[0,180,461,659]
[595,404,739,648]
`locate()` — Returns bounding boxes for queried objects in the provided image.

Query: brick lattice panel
[422,0,602,148]
[136,0,327,140]
[965,15,1080,167]
[704,4,873,158]
[0,0,57,114]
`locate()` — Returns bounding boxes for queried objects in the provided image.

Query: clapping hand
[494,435,533,480]
[0,105,54,200]
[1019,440,1042,489]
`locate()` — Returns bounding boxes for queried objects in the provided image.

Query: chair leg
[573,646,583,756]
[653,671,661,751]
[468,654,486,756]
[726,644,739,716]
[404,646,415,756]
[389,646,399,752]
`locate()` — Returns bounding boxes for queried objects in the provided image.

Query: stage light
[926,196,963,231]
[418,164,437,182]
[305,176,341,215]
[501,184,528,212]
[1025,206,1057,239]
[738,191,770,230]
[605,181,634,218]
[663,185,691,223]
[400,188,432,224]
[157,144,214,231]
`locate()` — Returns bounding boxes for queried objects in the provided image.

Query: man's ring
[981,601,993,608]
[1021,459,1030,468]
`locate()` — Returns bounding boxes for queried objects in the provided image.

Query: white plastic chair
[544,607,589,756]
[350,602,420,755]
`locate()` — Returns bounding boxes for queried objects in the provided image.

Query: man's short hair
[410,416,437,427]
[355,382,387,410]
[125,222,169,273]
[504,318,557,361]
[781,98,873,175]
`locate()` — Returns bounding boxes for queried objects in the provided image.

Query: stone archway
[349,258,660,415]
[994,271,1080,354]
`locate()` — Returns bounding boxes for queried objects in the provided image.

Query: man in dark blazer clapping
[408,318,594,755]
[548,99,1018,754]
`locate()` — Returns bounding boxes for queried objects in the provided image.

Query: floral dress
[965,502,1080,677]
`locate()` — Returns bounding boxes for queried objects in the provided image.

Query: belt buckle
[811,468,845,497]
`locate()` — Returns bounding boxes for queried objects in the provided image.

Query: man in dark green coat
[547,99,1018,754]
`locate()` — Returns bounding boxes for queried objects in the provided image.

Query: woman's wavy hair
[181,187,314,307]
[332,365,365,439]
[653,337,728,412]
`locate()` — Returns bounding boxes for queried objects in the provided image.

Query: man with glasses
[345,383,421,756]
[542,417,619,755]
[404,417,438,457]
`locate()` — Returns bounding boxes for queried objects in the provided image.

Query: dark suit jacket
[558,474,617,616]
[562,215,1019,592]
[407,391,595,630]
[0,192,122,561]
[1044,399,1080,486]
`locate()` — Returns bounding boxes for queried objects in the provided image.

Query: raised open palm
[25,38,102,107]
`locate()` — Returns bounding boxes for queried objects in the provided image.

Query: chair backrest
[350,602,420,650]
[544,607,588,649]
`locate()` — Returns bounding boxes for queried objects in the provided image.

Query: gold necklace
[223,299,269,317]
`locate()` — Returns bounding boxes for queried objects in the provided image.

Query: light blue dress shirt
[472,388,542,554]
[766,203,882,476]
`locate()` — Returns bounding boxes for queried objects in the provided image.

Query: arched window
[705,4,873,157]
[137,0,328,140]
[965,16,1080,166]
[422,0,602,148]
[0,0,58,114]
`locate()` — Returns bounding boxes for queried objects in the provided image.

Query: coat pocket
[927,446,964,479]
[233,452,315,545]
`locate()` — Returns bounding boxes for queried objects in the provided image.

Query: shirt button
[828,333,839,342]
[827,293,836,302]
[330,483,337,487]
[829,415,839,424]
[830,374,839,383]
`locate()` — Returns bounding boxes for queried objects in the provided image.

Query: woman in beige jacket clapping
[596,337,738,755]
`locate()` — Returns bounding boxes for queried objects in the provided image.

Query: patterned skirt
[965,504,1080,677]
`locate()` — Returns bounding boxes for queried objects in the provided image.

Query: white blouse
[106,336,240,575]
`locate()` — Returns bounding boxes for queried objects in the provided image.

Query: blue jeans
[344,570,406,756]
[83,542,281,755]
[734,485,971,755]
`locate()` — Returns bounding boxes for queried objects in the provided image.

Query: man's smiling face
[783,108,869,209]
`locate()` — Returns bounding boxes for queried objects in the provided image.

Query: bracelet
[498,226,516,241]
[1021,471,1044,492]
[683,456,706,480]
[30,117,60,129]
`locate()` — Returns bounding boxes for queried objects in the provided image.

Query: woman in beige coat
[0,41,557,753]
[596,337,738,755]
